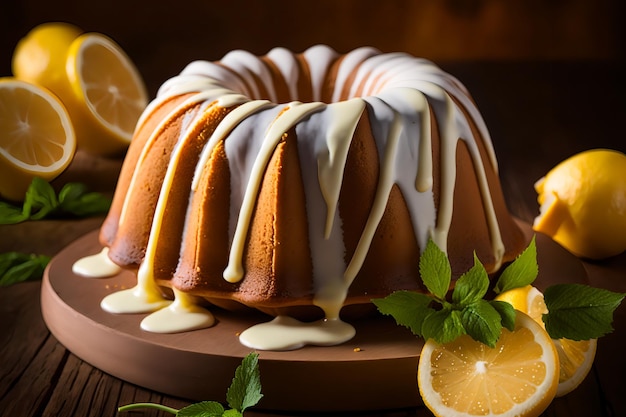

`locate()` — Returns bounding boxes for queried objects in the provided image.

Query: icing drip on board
[76,46,506,351]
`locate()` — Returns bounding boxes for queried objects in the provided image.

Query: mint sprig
[373,236,625,346]
[374,239,516,347]
[0,177,111,224]
[0,252,51,286]
[118,352,263,417]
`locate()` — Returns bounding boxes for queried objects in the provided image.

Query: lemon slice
[418,311,559,417]
[495,285,598,397]
[554,338,597,397]
[65,33,148,156]
[0,78,76,201]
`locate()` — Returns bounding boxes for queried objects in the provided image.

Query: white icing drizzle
[266,47,300,102]
[101,285,171,314]
[317,98,366,238]
[223,101,326,283]
[87,45,509,350]
[239,316,355,351]
[221,50,278,102]
[72,247,121,278]
[140,289,215,333]
[302,45,338,102]
[191,100,273,192]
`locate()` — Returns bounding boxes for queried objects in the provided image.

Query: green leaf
[0,202,28,224]
[543,284,625,340]
[177,401,225,417]
[226,352,263,413]
[58,182,111,216]
[422,308,465,344]
[0,252,51,286]
[490,300,516,332]
[420,238,451,299]
[494,236,538,294]
[0,178,111,224]
[461,300,502,348]
[222,409,243,417]
[451,253,489,307]
[0,252,27,275]
[25,177,58,220]
[372,291,435,337]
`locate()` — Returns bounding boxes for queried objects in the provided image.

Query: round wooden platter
[41,222,588,413]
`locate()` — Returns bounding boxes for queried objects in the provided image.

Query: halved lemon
[418,311,559,417]
[495,285,598,397]
[64,33,148,156]
[0,78,76,201]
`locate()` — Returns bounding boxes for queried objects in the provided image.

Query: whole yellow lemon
[533,149,626,259]
[11,22,83,95]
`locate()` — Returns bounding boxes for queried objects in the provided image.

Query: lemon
[11,22,83,95]
[418,311,559,417]
[495,285,598,398]
[495,284,547,324]
[533,149,626,259]
[12,23,148,156]
[0,78,76,201]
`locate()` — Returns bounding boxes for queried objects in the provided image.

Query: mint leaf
[373,291,435,337]
[422,309,465,344]
[0,252,51,286]
[490,300,516,332]
[178,401,225,417]
[461,300,502,348]
[0,177,111,224]
[543,284,625,340]
[420,239,451,299]
[222,410,243,417]
[494,236,538,294]
[24,177,58,220]
[451,253,489,306]
[58,182,111,216]
[0,202,28,224]
[226,352,263,413]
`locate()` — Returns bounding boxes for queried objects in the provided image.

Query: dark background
[2,0,624,96]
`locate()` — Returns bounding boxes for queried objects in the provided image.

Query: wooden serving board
[41,221,587,412]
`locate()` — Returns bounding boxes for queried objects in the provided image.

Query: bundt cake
[84,45,526,349]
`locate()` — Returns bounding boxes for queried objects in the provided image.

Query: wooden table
[1,61,625,417]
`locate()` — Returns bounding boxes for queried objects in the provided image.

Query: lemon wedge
[418,311,559,417]
[0,78,76,201]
